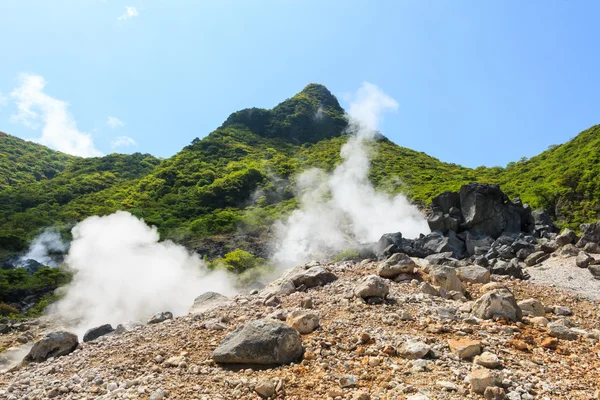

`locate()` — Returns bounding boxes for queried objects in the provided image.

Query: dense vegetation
[0,132,74,190]
[0,83,598,275]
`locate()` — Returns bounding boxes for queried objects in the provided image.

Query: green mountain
[0,84,598,262]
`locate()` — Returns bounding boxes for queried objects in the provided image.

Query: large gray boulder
[354,275,390,299]
[83,324,114,342]
[556,229,577,246]
[576,221,600,248]
[189,292,231,314]
[288,266,337,289]
[430,266,464,293]
[531,209,559,236]
[25,331,78,363]
[421,231,466,259]
[456,265,490,284]
[212,319,303,365]
[472,288,522,321]
[465,233,495,256]
[576,252,593,269]
[377,253,416,279]
[459,183,521,239]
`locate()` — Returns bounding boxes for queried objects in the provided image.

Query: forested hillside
[0,84,598,263]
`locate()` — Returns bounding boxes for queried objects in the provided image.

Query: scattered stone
[430,266,464,293]
[484,386,506,400]
[456,265,491,284]
[548,322,578,340]
[470,369,502,394]
[559,243,580,257]
[529,316,549,326]
[553,305,573,316]
[583,242,600,254]
[517,299,545,317]
[212,319,303,365]
[448,339,482,359]
[286,310,319,334]
[148,312,173,324]
[25,331,79,363]
[377,253,416,278]
[398,340,431,359]
[419,282,441,297]
[255,378,276,398]
[472,288,522,321]
[189,292,231,314]
[83,324,114,342]
[524,251,548,266]
[474,351,500,369]
[354,275,390,300]
[289,266,337,289]
[541,337,559,349]
[576,221,600,248]
[576,252,594,268]
[589,264,600,279]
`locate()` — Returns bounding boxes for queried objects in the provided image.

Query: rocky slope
[1,243,600,399]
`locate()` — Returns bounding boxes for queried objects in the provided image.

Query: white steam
[20,229,67,267]
[49,211,236,335]
[273,82,429,265]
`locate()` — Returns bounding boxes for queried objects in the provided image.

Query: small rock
[448,339,482,359]
[83,324,114,342]
[456,265,491,284]
[484,386,506,400]
[255,378,276,398]
[472,288,522,321]
[430,266,464,293]
[541,337,559,349]
[470,369,502,394]
[419,282,441,297]
[398,340,431,359]
[552,305,573,316]
[474,351,500,369]
[148,312,173,324]
[377,253,416,278]
[548,322,578,340]
[517,299,545,317]
[286,310,319,334]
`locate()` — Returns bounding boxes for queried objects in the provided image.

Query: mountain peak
[221,83,348,145]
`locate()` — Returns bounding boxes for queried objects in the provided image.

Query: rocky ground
[1,254,599,400]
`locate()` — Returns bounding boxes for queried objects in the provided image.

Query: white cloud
[118,6,139,20]
[107,116,125,129]
[111,136,136,149]
[10,73,102,157]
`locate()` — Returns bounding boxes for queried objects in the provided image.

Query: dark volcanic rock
[576,221,600,248]
[212,319,303,365]
[25,331,78,363]
[532,209,559,236]
[459,183,521,239]
[83,324,114,342]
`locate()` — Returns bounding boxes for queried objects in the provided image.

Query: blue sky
[0,1,599,167]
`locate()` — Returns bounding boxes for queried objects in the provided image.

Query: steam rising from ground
[273,82,429,266]
[20,229,67,267]
[49,211,235,335]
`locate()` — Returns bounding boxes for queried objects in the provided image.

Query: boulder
[430,266,464,293]
[465,233,495,256]
[419,282,441,297]
[524,251,548,266]
[374,232,403,254]
[25,331,78,363]
[490,259,527,280]
[558,244,580,257]
[286,310,319,334]
[148,312,173,324]
[576,252,593,269]
[531,209,559,236]
[459,183,521,239]
[583,242,600,254]
[472,288,522,321]
[212,319,303,365]
[421,231,466,259]
[377,253,416,278]
[456,265,490,284]
[548,322,578,340]
[354,275,390,300]
[517,299,545,317]
[432,191,461,214]
[576,221,600,248]
[589,264,600,279]
[83,324,114,342]
[555,229,577,246]
[189,292,231,314]
[289,266,337,289]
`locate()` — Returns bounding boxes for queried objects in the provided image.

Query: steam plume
[20,229,67,267]
[273,82,429,265]
[49,211,236,335]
